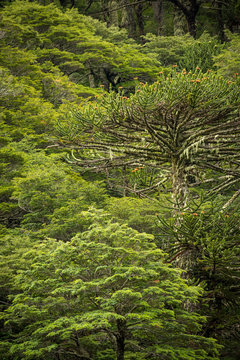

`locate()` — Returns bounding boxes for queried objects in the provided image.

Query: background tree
[214,32,240,79]
[0,1,161,91]
[152,0,164,35]
[167,0,200,38]
[157,199,240,359]
[11,151,107,236]
[141,31,224,71]
[23,0,240,40]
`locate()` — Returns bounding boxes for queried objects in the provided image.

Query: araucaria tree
[59,70,240,207]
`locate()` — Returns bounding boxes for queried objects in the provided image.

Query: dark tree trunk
[168,0,200,38]
[121,0,137,39]
[109,0,119,27]
[116,319,126,360]
[186,12,197,38]
[135,2,145,40]
[216,2,226,43]
[59,0,75,8]
[86,62,95,88]
[173,5,186,36]
[152,0,164,35]
[100,0,110,23]
[116,334,125,360]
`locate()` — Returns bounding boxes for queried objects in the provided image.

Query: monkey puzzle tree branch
[222,188,240,210]
[59,70,240,206]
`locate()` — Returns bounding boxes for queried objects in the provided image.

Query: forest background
[0,1,240,360]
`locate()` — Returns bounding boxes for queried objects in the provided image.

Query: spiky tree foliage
[157,200,240,359]
[141,32,223,73]
[178,33,224,73]
[58,69,240,207]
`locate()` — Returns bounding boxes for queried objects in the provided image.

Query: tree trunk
[152,0,164,35]
[109,0,119,27]
[186,12,197,38]
[173,5,186,36]
[216,2,226,43]
[116,319,126,360]
[168,0,199,38]
[116,334,125,360]
[59,0,75,8]
[171,159,189,209]
[100,0,109,23]
[86,62,95,88]
[135,2,145,40]
[99,67,109,89]
[120,0,137,39]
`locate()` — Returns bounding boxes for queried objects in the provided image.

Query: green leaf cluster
[1,219,220,359]
[0,1,162,91]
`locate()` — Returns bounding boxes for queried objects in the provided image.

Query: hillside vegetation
[0,1,240,360]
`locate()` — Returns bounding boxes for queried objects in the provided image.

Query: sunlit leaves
[1,220,219,359]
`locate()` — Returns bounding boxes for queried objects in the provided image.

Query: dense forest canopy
[0,1,240,360]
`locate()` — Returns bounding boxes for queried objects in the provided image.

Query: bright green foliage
[178,33,224,73]
[142,32,223,71]
[0,10,98,232]
[0,141,26,230]
[0,65,57,133]
[1,217,219,359]
[142,33,194,66]
[106,196,168,235]
[0,46,95,106]
[62,70,240,205]
[0,232,36,307]
[12,152,107,234]
[0,63,59,230]
[0,1,161,90]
